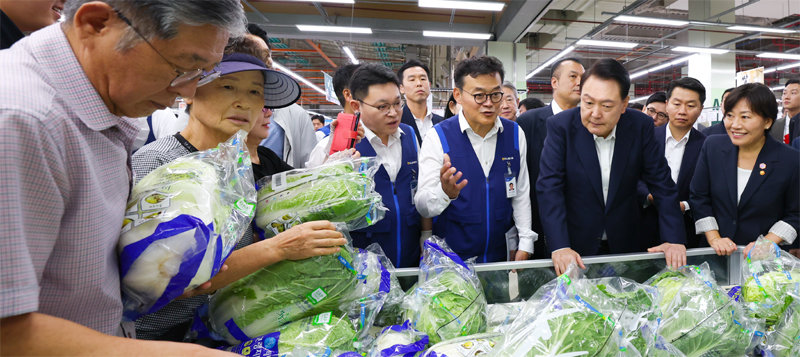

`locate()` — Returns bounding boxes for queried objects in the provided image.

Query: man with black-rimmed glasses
[415,56,536,263]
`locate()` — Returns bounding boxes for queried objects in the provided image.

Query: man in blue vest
[308,64,427,267]
[415,56,536,263]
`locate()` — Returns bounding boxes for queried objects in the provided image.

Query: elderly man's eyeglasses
[462,89,504,104]
[114,10,219,88]
[646,107,669,121]
[358,99,403,114]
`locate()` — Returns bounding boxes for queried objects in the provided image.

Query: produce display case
[392,247,745,304]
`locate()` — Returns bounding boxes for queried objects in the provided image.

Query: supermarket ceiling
[245,0,800,106]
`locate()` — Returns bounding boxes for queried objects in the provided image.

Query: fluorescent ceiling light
[342,46,359,64]
[757,52,800,61]
[289,0,354,3]
[273,62,327,97]
[423,30,492,40]
[576,39,638,49]
[525,46,575,79]
[777,62,800,71]
[630,96,648,103]
[727,25,794,34]
[672,46,729,55]
[764,67,777,74]
[296,25,372,34]
[629,71,648,80]
[418,0,504,12]
[770,85,785,91]
[629,54,694,80]
[614,15,689,27]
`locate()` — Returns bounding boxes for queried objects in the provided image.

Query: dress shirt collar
[665,123,691,144]
[457,107,503,136]
[363,123,404,145]
[593,124,617,142]
[551,99,564,115]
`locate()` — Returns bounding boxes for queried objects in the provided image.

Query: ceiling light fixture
[273,62,327,97]
[423,30,492,40]
[630,96,648,103]
[296,25,372,34]
[777,62,800,71]
[343,46,359,64]
[418,0,504,12]
[770,85,785,91]
[757,52,800,61]
[672,46,729,55]
[727,25,795,34]
[525,46,575,79]
[576,39,638,49]
[630,54,695,80]
[614,15,689,27]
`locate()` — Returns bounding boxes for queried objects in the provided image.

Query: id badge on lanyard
[504,161,516,198]
[410,168,418,198]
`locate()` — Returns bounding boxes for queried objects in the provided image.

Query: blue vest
[351,123,421,268]
[433,116,520,263]
[318,124,331,138]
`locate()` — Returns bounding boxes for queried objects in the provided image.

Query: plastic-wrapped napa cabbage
[740,236,800,327]
[254,157,386,239]
[118,130,255,320]
[403,237,488,345]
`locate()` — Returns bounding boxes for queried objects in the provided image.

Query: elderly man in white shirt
[415,56,535,263]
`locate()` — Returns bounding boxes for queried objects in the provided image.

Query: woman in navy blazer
[691,83,799,256]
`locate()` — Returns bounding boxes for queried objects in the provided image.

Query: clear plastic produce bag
[741,236,800,327]
[224,311,357,356]
[646,263,765,357]
[209,239,360,344]
[762,297,800,357]
[370,320,429,357]
[254,157,386,239]
[403,237,487,345]
[492,264,659,356]
[422,332,501,357]
[118,130,256,320]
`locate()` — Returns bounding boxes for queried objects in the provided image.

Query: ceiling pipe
[305,39,339,68]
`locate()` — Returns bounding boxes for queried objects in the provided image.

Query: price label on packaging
[313,311,333,325]
[306,287,328,305]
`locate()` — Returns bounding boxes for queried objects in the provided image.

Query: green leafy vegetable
[255,159,385,238]
[764,299,800,357]
[209,247,359,344]
[647,264,762,357]
[226,312,357,354]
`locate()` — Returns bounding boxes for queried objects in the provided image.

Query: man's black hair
[579,58,630,100]
[246,23,269,48]
[786,78,800,87]
[721,87,734,103]
[645,91,667,106]
[349,64,400,101]
[453,56,504,89]
[724,83,778,123]
[310,114,325,123]
[333,64,362,106]
[667,77,706,105]
[519,97,545,110]
[628,102,644,110]
[397,59,430,82]
[550,57,583,79]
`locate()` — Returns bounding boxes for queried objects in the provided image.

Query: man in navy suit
[517,57,584,259]
[398,59,443,144]
[701,87,734,136]
[537,59,687,275]
[638,77,707,248]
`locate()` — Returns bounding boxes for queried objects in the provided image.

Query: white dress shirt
[414,110,434,142]
[414,108,537,253]
[664,124,691,211]
[593,126,617,204]
[737,167,751,203]
[550,100,564,116]
[306,125,408,181]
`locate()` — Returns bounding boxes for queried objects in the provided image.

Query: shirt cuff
[433,185,452,206]
[681,201,690,212]
[517,232,537,253]
[695,216,719,234]
[551,247,570,254]
[769,220,797,245]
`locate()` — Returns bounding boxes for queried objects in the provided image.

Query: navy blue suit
[517,105,554,258]
[537,108,686,256]
[701,122,726,136]
[351,123,422,267]
[690,135,799,247]
[637,126,706,248]
[400,105,443,144]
